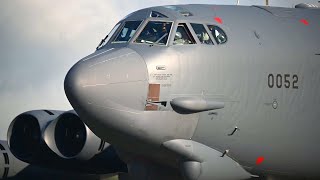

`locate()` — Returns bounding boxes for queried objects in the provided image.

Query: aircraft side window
[173,23,196,45]
[135,21,172,45]
[150,11,168,18]
[207,25,228,44]
[190,23,214,45]
[112,21,142,43]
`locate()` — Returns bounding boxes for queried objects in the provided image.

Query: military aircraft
[4,3,320,180]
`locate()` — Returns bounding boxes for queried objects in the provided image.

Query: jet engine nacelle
[44,110,104,160]
[7,110,64,163]
[6,110,127,175]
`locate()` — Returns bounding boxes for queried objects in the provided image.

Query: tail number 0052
[267,74,298,89]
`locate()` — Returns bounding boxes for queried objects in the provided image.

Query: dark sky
[0,0,318,139]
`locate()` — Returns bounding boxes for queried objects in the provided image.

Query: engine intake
[6,110,127,174]
[7,110,64,162]
[44,110,103,160]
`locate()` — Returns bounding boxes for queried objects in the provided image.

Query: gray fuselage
[65,4,320,179]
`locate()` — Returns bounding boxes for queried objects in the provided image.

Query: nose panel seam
[89,52,136,68]
[127,47,149,82]
[82,80,147,88]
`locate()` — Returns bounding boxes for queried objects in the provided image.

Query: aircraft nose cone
[64,64,82,105]
[64,48,149,141]
[64,61,87,109]
[65,48,148,110]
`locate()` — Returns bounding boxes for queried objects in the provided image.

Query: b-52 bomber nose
[64,48,149,145]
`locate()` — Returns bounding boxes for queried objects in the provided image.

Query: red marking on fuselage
[256,156,265,165]
[300,19,309,26]
[214,17,223,24]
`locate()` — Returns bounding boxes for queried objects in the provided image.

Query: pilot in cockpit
[174,32,185,44]
[135,21,172,45]
[156,22,169,43]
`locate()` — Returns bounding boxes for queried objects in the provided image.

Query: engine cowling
[7,110,64,163]
[6,110,127,174]
[44,110,104,160]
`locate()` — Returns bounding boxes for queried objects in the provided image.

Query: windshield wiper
[96,35,108,50]
[155,33,168,44]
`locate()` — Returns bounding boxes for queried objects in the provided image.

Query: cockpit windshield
[135,21,172,45]
[96,23,121,50]
[112,21,142,43]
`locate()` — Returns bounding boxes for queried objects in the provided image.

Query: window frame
[132,19,174,46]
[190,23,214,45]
[171,22,197,46]
[206,24,228,45]
[110,20,145,44]
[96,22,122,50]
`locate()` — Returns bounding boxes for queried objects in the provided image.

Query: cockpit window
[112,21,142,43]
[191,23,214,45]
[164,6,193,17]
[135,21,172,45]
[173,23,196,45]
[96,23,121,50]
[150,11,168,18]
[207,25,228,44]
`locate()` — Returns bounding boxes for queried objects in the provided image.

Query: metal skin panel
[163,139,251,180]
[0,140,28,179]
[190,5,320,178]
[65,4,320,179]
[67,48,149,111]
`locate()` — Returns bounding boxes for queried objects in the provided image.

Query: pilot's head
[162,23,167,32]
[175,32,182,39]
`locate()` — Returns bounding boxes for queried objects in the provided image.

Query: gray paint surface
[64,4,320,179]
[1,0,319,140]
[1,2,319,180]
